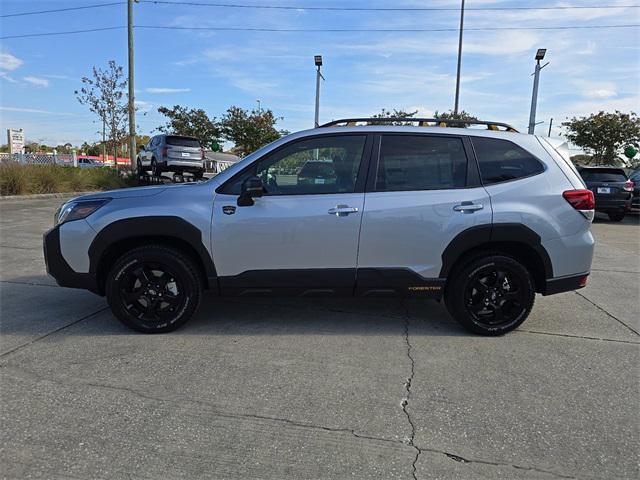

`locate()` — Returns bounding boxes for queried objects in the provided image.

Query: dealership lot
[1,196,638,479]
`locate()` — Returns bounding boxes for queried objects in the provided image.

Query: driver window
[223,135,367,195]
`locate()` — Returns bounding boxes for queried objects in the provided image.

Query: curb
[0,191,98,201]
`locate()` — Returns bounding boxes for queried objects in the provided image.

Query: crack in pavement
[2,363,585,480]
[0,307,109,358]
[516,329,640,345]
[400,300,420,480]
[0,280,60,288]
[575,291,639,336]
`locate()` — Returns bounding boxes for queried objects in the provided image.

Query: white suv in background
[44,118,595,335]
[137,134,205,179]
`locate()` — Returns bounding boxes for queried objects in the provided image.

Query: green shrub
[0,163,28,195]
[0,163,133,196]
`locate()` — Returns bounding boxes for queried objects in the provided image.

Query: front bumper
[43,226,100,294]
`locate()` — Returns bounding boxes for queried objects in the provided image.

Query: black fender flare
[439,223,553,279]
[88,216,216,279]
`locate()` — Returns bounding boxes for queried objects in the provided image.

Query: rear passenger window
[376,135,467,191]
[471,137,544,184]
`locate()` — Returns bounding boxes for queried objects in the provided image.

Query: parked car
[44,118,595,336]
[629,169,640,213]
[137,134,205,179]
[577,166,633,221]
[77,157,103,168]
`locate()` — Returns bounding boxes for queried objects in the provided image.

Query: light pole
[127,0,137,172]
[528,48,549,135]
[314,55,324,127]
[256,99,261,112]
[453,0,465,115]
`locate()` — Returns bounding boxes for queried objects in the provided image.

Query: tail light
[623,180,634,192]
[201,148,205,160]
[563,189,595,221]
[161,146,168,158]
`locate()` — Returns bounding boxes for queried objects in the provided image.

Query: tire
[445,253,535,336]
[608,212,625,222]
[151,158,160,178]
[105,245,202,333]
[193,170,204,180]
[136,159,145,178]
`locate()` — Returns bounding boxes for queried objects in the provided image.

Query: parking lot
[1,196,638,479]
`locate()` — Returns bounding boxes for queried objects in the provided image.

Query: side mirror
[237,176,264,206]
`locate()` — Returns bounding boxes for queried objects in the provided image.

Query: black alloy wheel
[106,245,202,333]
[446,254,535,335]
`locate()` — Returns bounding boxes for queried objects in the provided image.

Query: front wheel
[106,245,202,333]
[445,254,535,336]
[608,212,625,222]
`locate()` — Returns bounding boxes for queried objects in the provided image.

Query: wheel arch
[440,224,553,293]
[89,216,217,295]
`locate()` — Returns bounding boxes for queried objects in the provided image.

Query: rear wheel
[608,212,625,221]
[151,158,161,178]
[445,254,535,335]
[106,245,202,333]
[193,170,204,180]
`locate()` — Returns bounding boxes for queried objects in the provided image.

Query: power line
[0,27,125,40]
[0,2,125,18]
[140,1,640,11]
[2,23,639,40]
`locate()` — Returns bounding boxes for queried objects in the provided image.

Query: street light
[314,55,324,127]
[528,48,549,134]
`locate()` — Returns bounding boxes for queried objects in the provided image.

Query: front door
[212,134,372,296]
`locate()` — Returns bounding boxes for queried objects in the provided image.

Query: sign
[7,128,25,154]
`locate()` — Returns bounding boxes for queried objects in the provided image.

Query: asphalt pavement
[1,196,638,480]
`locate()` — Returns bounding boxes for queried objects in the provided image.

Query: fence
[0,152,75,166]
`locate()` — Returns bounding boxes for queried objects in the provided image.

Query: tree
[157,105,220,149]
[434,109,478,127]
[371,108,418,125]
[76,61,129,166]
[80,142,102,156]
[570,154,593,166]
[221,106,288,156]
[563,111,640,166]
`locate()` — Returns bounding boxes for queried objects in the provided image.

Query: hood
[73,185,168,201]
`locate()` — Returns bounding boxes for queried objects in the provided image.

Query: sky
[0,0,639,149]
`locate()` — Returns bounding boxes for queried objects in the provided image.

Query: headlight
[54,199,110,226]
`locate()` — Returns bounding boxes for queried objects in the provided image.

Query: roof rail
[319,118,519,132]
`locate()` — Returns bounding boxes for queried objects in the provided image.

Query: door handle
[328,205,359,216]
[453,202,483,212]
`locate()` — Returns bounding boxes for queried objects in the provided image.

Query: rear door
[165,136,202,162]
[356,133,491,296]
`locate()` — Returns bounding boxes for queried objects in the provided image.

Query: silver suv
[137,134,205,179]
[44,118,595,335]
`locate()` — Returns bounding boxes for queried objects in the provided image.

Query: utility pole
[102,117,106,163]
[548,118,553,137]
[453,0,465,115]
[314,55,324,127]
[528,48,549,135]
[127,0,137,173]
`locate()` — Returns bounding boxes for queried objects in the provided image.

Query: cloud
[0,106,54,114]
[145,87,190,93]
[23,76,49,87]
[584,89,617,99]
[135,100,154,112]
[0,71,18,83]
[0,52,23,71]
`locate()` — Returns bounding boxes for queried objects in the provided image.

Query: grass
[0,163,137,196]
